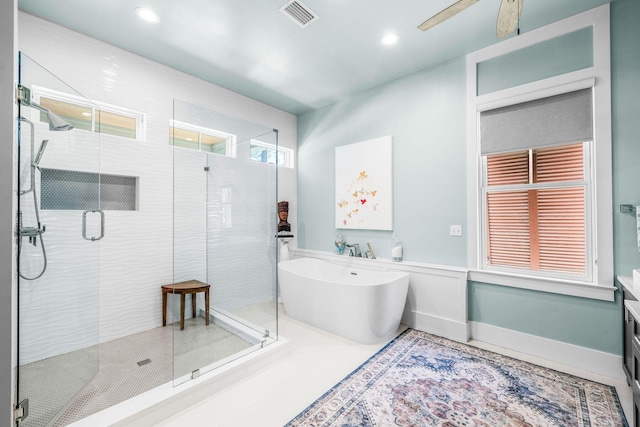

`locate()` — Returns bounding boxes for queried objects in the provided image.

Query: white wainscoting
[290,249,624,381]
[289,250,470,343]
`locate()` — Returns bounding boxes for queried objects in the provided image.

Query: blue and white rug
[286,329,627,426]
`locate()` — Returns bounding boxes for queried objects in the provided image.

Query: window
[466,5,614,300]
[479,88,594,282]
[483,143,590,279]
[169,120,236,157]
[250,140,293,168]
[33,86,145,140]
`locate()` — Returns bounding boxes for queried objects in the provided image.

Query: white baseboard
[403,311,469,344]
[470,321,624,381]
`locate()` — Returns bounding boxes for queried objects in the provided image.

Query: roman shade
[480,88,593,155]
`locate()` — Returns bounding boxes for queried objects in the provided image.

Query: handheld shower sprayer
[17,86,75,280]
[34,140,49,167]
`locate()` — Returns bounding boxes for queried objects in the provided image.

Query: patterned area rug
[286,329,627,427]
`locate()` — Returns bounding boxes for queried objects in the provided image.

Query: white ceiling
[18,0,613,115]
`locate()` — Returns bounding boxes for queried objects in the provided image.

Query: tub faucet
[346,243,361,257]
[365,242,376,259]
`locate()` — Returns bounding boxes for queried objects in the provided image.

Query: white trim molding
[470,321,625,381]
[469,270,617,301]
[466,4,614,300]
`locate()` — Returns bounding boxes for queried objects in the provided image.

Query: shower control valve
[20,225,46,246]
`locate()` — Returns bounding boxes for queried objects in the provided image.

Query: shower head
[31,102,75,132]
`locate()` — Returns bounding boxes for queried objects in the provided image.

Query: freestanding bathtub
[278,257,410,344]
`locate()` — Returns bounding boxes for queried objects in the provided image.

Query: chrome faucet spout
[346,243,361,257]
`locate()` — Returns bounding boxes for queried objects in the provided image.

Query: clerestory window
[250,139,294,168]
[169,120,236,157]
[32,86,145,141]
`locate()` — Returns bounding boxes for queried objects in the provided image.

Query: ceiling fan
[417,0,523,39]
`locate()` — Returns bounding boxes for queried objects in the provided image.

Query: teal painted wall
[611,0,640,277]
[468,281,621,353]
[298,58,467,266]
[297,0,640,357]
[477,27,593,95]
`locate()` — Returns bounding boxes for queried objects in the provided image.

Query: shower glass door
[17,52,101,427]
[172,100,278,385]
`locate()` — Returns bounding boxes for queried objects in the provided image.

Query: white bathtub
[278,257,410,344]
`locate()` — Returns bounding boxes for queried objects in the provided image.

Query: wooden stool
[162,280,210,330]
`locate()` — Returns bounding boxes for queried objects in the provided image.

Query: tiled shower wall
[17,11,297,362]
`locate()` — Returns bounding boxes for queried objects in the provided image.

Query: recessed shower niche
[40,169,138,211]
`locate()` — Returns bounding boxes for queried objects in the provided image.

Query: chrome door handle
[82,210,105,241]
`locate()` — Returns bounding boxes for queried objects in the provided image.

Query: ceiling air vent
[280,0,318,28]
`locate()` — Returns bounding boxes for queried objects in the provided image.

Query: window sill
[468,269,616,301]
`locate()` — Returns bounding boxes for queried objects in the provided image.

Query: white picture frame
[335,136,393,230]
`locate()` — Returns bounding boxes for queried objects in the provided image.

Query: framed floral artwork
[335,136,393,230]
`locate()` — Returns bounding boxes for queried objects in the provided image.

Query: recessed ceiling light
[381,33,400,46]
[135,7,160,23]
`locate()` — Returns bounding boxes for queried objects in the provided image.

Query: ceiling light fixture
[381,33,400,46]
[135,7,160,23]
[417,0,478,32]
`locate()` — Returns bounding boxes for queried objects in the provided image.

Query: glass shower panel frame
[17,52,101,427]
[211,129,279,339]
[172,100,278,385]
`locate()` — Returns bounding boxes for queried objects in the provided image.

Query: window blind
[480,88,593,155]
[487,190,531,268]
[485,143,586,275]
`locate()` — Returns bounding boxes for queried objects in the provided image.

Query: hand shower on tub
[18,88,75,280]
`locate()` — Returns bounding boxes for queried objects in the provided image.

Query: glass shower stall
[170,99,279,385]
[15,52,279,426]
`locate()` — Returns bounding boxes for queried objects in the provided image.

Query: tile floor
[124,305,633,427]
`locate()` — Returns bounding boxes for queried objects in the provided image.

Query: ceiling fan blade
[496,0,523,38]
[417,0,478,32]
